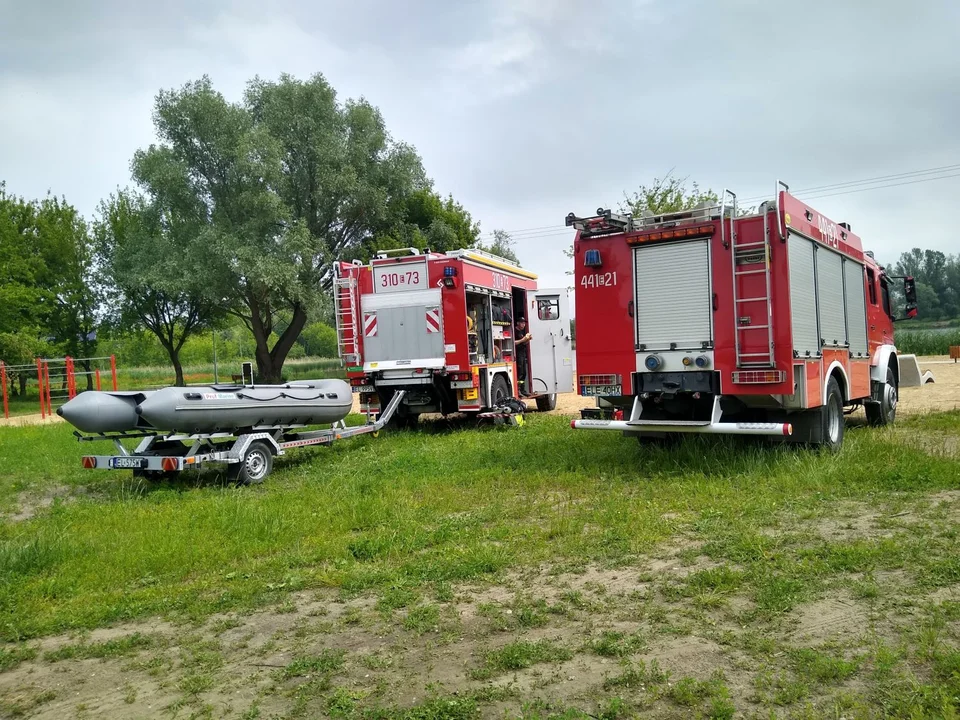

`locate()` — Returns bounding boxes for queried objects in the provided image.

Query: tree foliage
[93,190,225,386]
[618,172,719,217]
[478,229,520,263]
[0,183,97,390]
[364,189,480,260]
[893,248,960,320]
[565,172,720,273]
[130,73,430,382]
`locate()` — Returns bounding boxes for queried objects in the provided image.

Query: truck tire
[230,440,273,485]
[865,367,897,427]
[536,394,557,412]
[819,377,845,452]
[489,374,510,407]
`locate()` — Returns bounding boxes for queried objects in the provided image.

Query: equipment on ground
[566,181,929,451]
[58,380,398,484]
[333,248,573,426]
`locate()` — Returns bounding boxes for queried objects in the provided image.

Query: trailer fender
[870,344,899,387]
[230,433,282,462]
[822,361,850,405]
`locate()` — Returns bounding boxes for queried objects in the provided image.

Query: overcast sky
[2,0,958,291]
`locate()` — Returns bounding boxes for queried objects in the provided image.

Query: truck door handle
[713,293,718,311]
[628,300,634,318]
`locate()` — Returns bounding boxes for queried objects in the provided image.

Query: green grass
[473,639,573,678]
[1,409,960,717]
[0,411,959,642]
[894,328,960,355]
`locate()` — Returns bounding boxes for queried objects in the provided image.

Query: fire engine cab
[566,181,919,451]
[334,248,573,426]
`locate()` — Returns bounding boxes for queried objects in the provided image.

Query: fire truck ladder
[728,189,776,367]
[334,264,361,366]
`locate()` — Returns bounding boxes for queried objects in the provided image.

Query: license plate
[352,385,376,393]
[110,457,147,469]
[581,384,622,396]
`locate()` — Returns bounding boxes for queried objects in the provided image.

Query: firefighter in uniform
[514,317,532,396]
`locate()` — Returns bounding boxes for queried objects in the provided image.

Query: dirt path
[0,413,63,428]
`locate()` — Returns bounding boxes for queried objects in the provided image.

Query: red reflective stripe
[364,313,377,337]
[426,307,441,333]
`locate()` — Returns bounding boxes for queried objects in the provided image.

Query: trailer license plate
[581,384,622,396]
[110,457,147,469]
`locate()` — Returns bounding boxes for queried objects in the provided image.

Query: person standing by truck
[514,317,532,396]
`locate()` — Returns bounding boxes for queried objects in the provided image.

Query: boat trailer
[73,391,406,485]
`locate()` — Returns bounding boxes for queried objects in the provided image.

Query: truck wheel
[819,377,845,452]
[490,374,510,407]
[231,441,273,485]
[536,394,557,412]
[865,367,897,427]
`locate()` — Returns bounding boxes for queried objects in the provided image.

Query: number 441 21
[580,271,617,288]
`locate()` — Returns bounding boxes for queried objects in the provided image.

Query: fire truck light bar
[732,370,787,384]
[626,224,716,245]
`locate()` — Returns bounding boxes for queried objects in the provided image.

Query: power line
[481,162,960,240]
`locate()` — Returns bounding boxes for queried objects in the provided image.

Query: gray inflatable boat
[58,379,353,434]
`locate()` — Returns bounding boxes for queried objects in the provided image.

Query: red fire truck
[333,248,573,426]
[566,181,919,451]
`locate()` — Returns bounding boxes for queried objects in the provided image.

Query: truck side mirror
[904,276,918,319]
[904,276,917,305]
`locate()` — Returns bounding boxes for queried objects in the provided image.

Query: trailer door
[526,288,574,395]
[360,288,445,370]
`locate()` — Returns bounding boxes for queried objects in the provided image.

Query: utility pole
[212,330,219,384]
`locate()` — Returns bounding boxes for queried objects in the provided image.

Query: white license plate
[581,385,622,396]
[110,457,147,469]
[352,385,376,393]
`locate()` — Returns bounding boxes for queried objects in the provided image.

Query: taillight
[81,456,96,469]
[161,457,179,472]
[349,376,371,387]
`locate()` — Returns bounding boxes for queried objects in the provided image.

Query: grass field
[895,329,960,356]
[0,408,959,718]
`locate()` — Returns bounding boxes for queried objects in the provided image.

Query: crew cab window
[880,277,892,317]
[537,296,560,321]
[866,268,877,305]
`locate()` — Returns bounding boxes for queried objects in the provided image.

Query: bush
[894,329,960,356]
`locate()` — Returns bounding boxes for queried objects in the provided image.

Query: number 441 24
[580,271,617,288]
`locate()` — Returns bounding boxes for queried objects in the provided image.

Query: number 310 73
[580,271,617,288]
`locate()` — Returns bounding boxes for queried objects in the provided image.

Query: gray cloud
[1,0,958,289]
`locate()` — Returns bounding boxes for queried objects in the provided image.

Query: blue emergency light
[444,266,457,277]
[584,249,602,267]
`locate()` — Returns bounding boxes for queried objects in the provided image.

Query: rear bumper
[571,417,792,436]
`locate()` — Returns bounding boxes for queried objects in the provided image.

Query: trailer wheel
[536,394,557,412]
[820,377,845,452]
[865,367,897,427]
[231,441,273,485]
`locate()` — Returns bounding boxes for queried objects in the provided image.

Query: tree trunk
[251,304,308,384]
[171,354,185,387]
[157,338,186,387]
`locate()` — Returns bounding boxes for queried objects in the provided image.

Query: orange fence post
[1,362,8,420]
[65,356,76,399]
[36,359,46,419]
[110,355,118,391]
[95,368,102,391]
[43,362,53,416]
